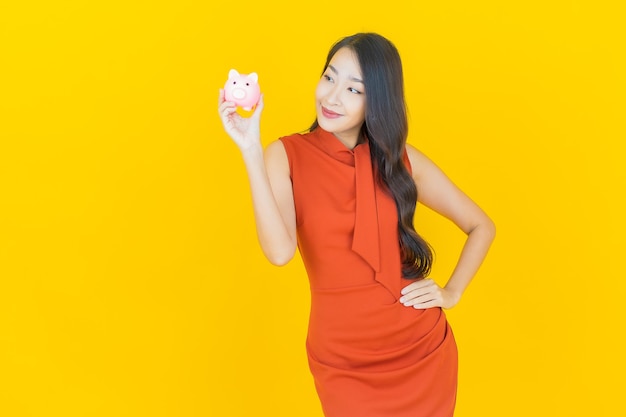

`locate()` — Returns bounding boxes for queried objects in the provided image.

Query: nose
[326,83,341,105]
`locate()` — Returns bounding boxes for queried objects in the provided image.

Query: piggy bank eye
[246,82,250,86]
[232,81,237,85]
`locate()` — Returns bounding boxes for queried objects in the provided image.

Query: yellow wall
[1,1,624,416]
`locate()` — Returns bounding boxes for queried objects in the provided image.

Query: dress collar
[310,127,367,166]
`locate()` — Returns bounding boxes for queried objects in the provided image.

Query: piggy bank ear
[228,69,239,78]
[248,72,258,83]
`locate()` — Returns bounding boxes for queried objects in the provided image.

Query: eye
[246,82,249,86]
[323,74,333,82]
[232,81,236,84]
[348,87,362,94]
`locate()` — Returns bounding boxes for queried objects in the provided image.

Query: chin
[316,116,339,133]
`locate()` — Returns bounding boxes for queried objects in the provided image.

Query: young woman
[218,33,495,417]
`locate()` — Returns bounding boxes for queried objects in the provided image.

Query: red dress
[280,127,458,417]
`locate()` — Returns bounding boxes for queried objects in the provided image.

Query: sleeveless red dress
[280,127,458,417]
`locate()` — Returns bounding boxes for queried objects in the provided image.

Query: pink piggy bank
[224,69,261,111]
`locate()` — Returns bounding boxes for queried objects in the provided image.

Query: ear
[248,72,258,83]
[228,69,239,78]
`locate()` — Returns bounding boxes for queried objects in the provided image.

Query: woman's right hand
[217,89,264,152]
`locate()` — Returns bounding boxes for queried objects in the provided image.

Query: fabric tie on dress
[351,142,381,272]
[352,142,403,301]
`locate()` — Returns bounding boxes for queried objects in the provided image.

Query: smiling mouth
[321,106,342,119]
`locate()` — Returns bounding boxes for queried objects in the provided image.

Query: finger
[400,284,442,306]
[251,93,264,120]
[218,89,229,114]
[400,279,434,295]
[405,288,442,307]
[400,286,431,303]
[219,101,237,118]
[401,290,435,306]
[412,298,441,309]
[218,89,238,112]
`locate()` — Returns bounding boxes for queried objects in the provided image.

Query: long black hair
[310,33,433,279]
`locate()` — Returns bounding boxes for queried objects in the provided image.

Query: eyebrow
[328,65,364,84]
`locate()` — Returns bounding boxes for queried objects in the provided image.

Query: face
[315,47,366,148]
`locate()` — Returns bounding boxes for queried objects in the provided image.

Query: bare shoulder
[405,143,428,163]
[264,139,290,175]
[405,143,439,181]
[265,139,288,162]
[265,139,287,156]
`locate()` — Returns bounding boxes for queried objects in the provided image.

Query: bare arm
[399,144,496,309]
[218,90,297,265]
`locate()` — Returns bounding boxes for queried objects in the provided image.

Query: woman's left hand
[399,279,460,310]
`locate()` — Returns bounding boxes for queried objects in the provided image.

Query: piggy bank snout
[231,88,247,99]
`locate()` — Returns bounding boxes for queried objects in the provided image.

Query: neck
[332,132,363,150]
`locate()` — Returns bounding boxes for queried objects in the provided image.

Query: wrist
[240,142,263,160]
[443,285,463,307]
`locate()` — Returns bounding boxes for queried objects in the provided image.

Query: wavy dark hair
[310,33,433,279]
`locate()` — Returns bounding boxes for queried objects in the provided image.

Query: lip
[321,105,342,119]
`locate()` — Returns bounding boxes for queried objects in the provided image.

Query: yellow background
[1,1,624,416]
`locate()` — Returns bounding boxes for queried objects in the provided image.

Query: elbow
[265,247,296,266]
[469,216,496,242]
[484,217,496,242]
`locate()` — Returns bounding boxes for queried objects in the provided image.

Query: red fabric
[281,127,458,417]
